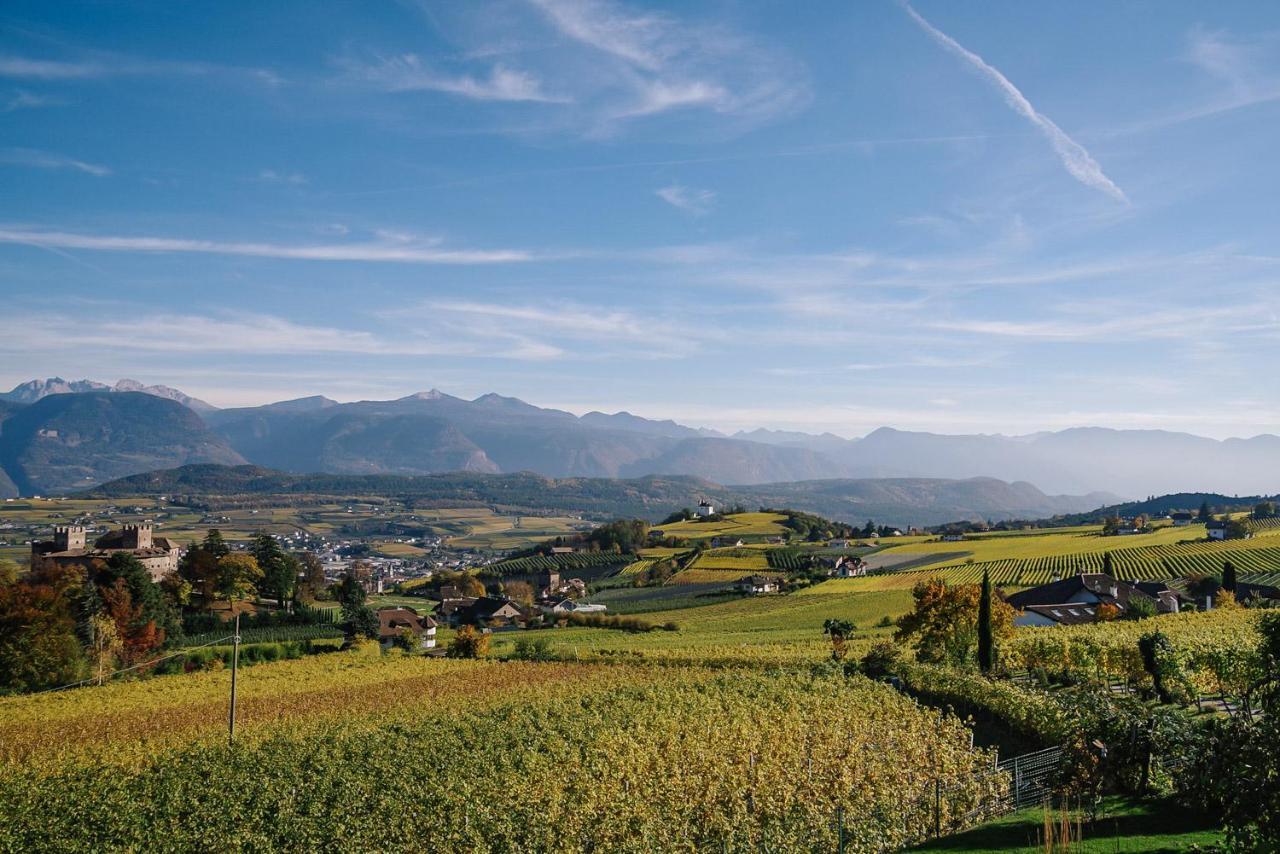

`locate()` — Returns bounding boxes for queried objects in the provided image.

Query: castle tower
[121,522,154,550]
[53,525,86,552]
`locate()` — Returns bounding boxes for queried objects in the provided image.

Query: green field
[909,797,1222,852]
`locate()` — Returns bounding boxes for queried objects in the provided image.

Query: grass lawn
[910,797,1223,852]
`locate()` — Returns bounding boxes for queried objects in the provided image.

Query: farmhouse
[695,501,715,518]
[1206,520,1250,541]
[734,575,780,595]
[31,523,180,582]
[437,596,524,628]
[1005,572,1180,627]
[1170,512,1195,527]
[376,607,437,649]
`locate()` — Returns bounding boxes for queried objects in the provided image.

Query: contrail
[902,3,1128,204]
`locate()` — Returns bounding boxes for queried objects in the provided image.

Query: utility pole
[228,611,241,746]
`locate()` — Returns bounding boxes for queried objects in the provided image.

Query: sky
[2,0,1279,439]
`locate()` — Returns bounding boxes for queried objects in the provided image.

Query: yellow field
[652,511,789,539]
[882,522,1210,569]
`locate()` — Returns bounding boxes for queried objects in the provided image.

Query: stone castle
[31,522,180,581]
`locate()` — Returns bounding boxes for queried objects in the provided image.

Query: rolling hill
[83,464,1115,527]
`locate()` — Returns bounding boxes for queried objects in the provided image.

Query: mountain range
[0,377,1275,500]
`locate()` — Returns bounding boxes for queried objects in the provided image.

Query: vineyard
[0,668,1007,852]
[479,550,635,577]
[856,540,1280,590]
[1003,608,1262,694]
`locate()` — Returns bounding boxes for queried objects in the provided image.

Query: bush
[860,642,901,679]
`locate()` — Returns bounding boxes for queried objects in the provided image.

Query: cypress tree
[1223,560,1237,594]
[1102,551,1114,577]
[977,567,994,673]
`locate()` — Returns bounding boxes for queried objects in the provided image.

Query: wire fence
[689,745,1064,853]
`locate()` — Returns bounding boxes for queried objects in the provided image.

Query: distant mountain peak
[403,389,450,401]
[0,377,216,412]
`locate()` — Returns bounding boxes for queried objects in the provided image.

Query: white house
[734,575,780,595]
[695,501,715,518]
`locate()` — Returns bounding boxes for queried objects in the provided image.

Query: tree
[1224,519,1251,541]
[0,569,86,692]
[895,577,1016,666]
[1138,631,1178,703]
[333,571,377,641]
[1102,552,1114,577]
[333,572,366,609]
[252,533,298,608]
[95,553,179,649]
[503,580,534,608]
[345,605,379,641]
[447,624,490,659]
[1255,501,1277,520]
[85,612,121,686]
[1223,560,1238,594]
[860,641,901,678]
[295,552,325,602]
[215,553,262,605]
[1125,597,1157,620]
[1198,501,1212,522]
[977,568,994,673]
[822,618,856,662]
[178,545,220,605]
[201,529,231,559]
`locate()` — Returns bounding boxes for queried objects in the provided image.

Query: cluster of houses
[1006,571,1280,627]
[433,570,607,631]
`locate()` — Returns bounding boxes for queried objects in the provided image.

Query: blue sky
[2,1,1278,438]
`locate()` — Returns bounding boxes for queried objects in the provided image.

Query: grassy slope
[910,797,1222,852]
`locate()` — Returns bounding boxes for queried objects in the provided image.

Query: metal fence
[692,745,1064,853]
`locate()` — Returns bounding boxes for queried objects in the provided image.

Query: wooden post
[935,777,942,838]
[1013,755,1022,810]
[228,611,240,745]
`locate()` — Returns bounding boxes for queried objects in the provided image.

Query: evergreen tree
[1223,560,1237,594]
[1198,501,1212,522]
[977,567,994,674]
[252,532,298,608]
[201,529,230,559]
[1102,551,1114,577]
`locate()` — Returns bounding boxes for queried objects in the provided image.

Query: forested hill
[83,464,1114,528]
[1050,492,1280,525]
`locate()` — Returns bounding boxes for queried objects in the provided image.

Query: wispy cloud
[901,3,1128,203]
[655,184,715,215]
[0,148,110,176]
[0,55,106,80]
[0,52,282,86]
[334,0,806,139]
[0,227,533,265]
[4,89,64,111]
[389,299,714,360]
[256,169,308,185]
[342,54,567,103]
